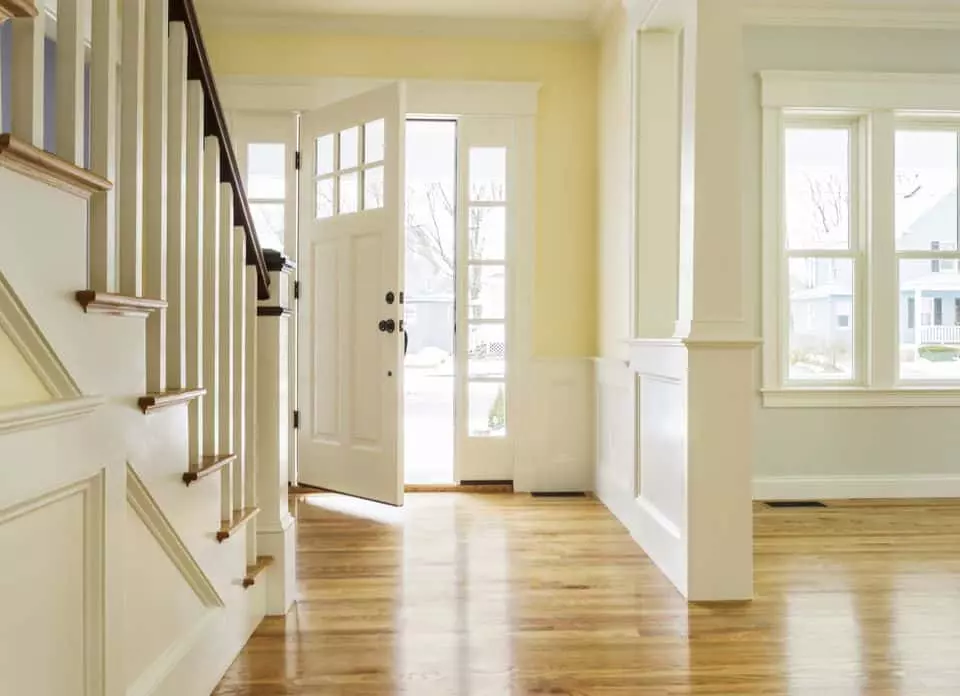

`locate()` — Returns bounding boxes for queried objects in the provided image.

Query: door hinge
[293,280,300,300]
[293,410,300,430]
[294,151,302,170]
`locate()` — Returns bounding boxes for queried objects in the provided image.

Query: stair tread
[242,556,274,588]
[217,507,260,543]
[138,388,205,414]
[0,133,111,198]
[182,454,236,485]
[76,290,166,317]
[0,0,39,21]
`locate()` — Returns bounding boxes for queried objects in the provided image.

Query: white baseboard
[754,475,960,501]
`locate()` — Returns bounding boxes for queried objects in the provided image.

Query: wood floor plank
[214,493,960,695]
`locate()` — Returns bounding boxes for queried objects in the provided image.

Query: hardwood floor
[214,494,960,695]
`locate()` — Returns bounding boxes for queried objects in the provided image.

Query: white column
[257,307,296,615]
[218,183,236,520]
[118,0,145,297]
[10,12,45,147]
[56,0,87,165]
[233,227,247,516]
[184,82,205,464]
[636,30,682,339]
[677,0,755,601]
[166,23,188,390]
[89,0,119,292]
[202,137,221,462]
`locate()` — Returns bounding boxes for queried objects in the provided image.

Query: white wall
[744,26,960,496]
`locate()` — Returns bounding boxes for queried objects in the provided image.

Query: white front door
[298,83,406,505]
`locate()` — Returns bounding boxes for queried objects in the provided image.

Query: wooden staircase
[0,0,275,618]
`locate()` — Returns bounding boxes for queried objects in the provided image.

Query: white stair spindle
[202,136,221,461]
[119,0,145,296]
[142,0,168,391]
[245,265,258,564]
[166,23,188,390]
[55,0,87,164]
[90,0,119,292]
[10,12,44,147]
[185,81,205,463]
[233,226,247,515]
[218,184,235,518]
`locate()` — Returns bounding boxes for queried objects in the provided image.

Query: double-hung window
[763,72,960,405]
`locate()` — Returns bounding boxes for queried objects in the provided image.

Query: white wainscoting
[513,358,595,493]
[754,475,960,501]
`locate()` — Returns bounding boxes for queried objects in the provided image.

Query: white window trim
[762,71,960,408]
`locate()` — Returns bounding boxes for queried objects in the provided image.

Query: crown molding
[743,0,960,30]
[198,10,595,41]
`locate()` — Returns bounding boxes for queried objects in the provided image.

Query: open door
[298,83,406,505]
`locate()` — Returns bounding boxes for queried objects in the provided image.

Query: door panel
[298,83,406,505]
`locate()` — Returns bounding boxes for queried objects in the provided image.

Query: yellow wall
[0,328,50,408]
[206,31,598,357]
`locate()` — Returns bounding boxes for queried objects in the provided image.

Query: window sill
[762,387,960,408]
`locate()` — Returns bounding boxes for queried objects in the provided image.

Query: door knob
[379,319,396,333]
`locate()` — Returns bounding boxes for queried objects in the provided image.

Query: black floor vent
[764,500,827,508]
[460,480,513,487]
[531,491,588,498]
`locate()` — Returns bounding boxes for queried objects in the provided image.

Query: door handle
[378,319,396,333]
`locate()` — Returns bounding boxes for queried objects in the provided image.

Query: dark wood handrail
[168,0,270,300]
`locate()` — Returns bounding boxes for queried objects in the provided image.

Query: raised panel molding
[0,271,82,398]
[0,396,105,435]
[125,465,224,609]
[0,472,105,696]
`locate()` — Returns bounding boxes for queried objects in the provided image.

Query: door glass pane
[788,257,854,380]
[468,324,506,378]
[896,130,959,251]
[250,202,285,251]
[364,165,384,210]
[339,172,359,214]
[316,178,334,219]
[340,126,360,170]
[469,147,507,202]
[469,206,506,260]
[899,259,960,380]
[784,128,850,250]
[468,382,506,438]
[316,135,334,176]
[247,143,285,199]
[468,265,505,320]
[365,119,385,164]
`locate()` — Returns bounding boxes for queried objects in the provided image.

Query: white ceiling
[198,0,609,22]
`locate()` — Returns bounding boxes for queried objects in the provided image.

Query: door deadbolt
[385,291,395,305]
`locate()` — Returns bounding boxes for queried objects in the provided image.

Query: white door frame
[223,77,538,484]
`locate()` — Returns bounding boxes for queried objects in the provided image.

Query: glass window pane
[469,206,506,260]
[364,165,384,210]
[468,324,506,378]
[785,128,850,250]
[788,257,854,380]
[340,126,359,170]
[247,143,285,200]
[468,382,506,438]
[339,172,359,214]
[365,119,385,164]
[469,147,507,202]
[468,265,505,320]
[899,259,960,380]
[316,178,334,219]
[250,202,284,251]
[316,135,334,176]
[896,131,959,252]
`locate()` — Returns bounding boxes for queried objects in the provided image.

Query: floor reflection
[214,496,960,695]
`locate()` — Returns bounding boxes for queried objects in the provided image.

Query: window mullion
[868,110,898,389]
